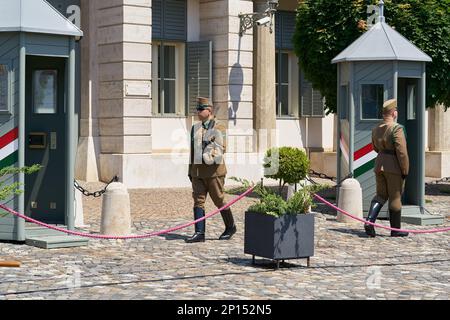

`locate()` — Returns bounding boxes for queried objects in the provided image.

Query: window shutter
[153,0,186,41]
[186,41,212,115]
[275,11,296,50]
[164,0,187,41]
[300,72,324,118]
[312,88,325,117]
[281,12,295,50]
[152,0,163,40]
[275,14,282,49]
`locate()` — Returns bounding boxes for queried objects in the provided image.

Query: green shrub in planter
[231,178,324,268]
[231,177,324,217]
[263,147,310,194]
[247,184,324,217]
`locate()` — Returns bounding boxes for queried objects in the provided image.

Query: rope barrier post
[336,179,363,225]
[100,182,131,236]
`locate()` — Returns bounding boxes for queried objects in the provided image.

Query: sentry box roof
[332,14,431,63]
[0,0,83,37]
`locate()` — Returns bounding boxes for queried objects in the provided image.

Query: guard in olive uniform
[185,97,236,243]
[365,99,410,237]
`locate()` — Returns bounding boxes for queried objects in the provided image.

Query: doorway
[25,56,67,224]
[397,77,420,206]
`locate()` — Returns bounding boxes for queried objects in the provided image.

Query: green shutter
[312,88,325,117]
[152,0,163,39]
[186,41,212,115]
[275,11,296,50]
[300,71,324,118]
[152,0,186,41]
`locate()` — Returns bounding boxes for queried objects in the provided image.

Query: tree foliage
[293,0,450,113]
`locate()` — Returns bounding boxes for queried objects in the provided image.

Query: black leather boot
[219,209,236,240]
[390,210,409,237]
[364,200,384,237]
[185,207,205,243]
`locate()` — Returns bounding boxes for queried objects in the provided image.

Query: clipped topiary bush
[263,147,310,194]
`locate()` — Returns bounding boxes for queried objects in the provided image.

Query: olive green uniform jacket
[372,120,409,177]
[189,118,227,179]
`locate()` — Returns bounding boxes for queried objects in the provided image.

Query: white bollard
[100,182,131,235]
[286,184,295,200]
[74,187,88,228]
[337,178,363,224]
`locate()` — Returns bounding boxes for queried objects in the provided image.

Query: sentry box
[0,0,83,244]
[332,2,443,225]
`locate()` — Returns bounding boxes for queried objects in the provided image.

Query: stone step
[401,213,445,226]
[25,236,89,249]
[363,205,421,219]
[25,225,69,238]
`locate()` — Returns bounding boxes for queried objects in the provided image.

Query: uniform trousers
[373,171,405,213]
[192,176,226,210]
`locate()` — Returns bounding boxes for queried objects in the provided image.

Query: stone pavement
[0,179,449,300]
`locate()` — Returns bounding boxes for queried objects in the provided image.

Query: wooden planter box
[244,211,315,269]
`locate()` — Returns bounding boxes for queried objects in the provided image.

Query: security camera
[256,16,271,26]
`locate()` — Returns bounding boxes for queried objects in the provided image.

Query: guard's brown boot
[219,209,236,240]
[390,210,409,237]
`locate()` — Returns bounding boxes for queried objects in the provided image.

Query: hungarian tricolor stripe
[353,143,377,178]
[0,128,19,170]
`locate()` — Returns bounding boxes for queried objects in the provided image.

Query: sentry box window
[33,70,58,114]
[361,84,384,120]
[0,62,11,113]
[29,132,47,149]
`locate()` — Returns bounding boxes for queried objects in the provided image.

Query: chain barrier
[74,176,119,198]
[308,169,337,182]
[307,170,353,188]
[425,176,450,186]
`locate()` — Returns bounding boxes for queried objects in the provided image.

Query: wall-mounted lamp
[238,0,279,37]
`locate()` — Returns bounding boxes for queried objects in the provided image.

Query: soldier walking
[185,97,237,243]
[365,99,410,237]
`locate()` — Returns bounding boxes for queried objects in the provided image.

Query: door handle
[50,132,57,150]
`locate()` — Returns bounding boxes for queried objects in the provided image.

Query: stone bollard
[74,187,87,228]
[101,182,131,235]
[286,184,295,200]
[337,178,363,224]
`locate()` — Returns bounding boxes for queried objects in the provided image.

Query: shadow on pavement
[225,257,307,270]
[328,227,391,238]
[158,233,188,241]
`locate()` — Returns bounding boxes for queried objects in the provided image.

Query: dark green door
[25,56,67,225]
[398,77,420,206]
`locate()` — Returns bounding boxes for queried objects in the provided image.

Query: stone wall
[95,0,153,182]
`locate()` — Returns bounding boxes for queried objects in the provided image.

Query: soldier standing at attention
[185,97,237,243]
[365,99,410,237]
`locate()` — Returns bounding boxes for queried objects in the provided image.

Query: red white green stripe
[0,128,19,170]
[353,142,377,178]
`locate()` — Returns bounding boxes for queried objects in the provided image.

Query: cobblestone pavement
[0,179,449,300]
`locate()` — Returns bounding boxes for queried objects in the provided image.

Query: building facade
[48,0,448,188]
